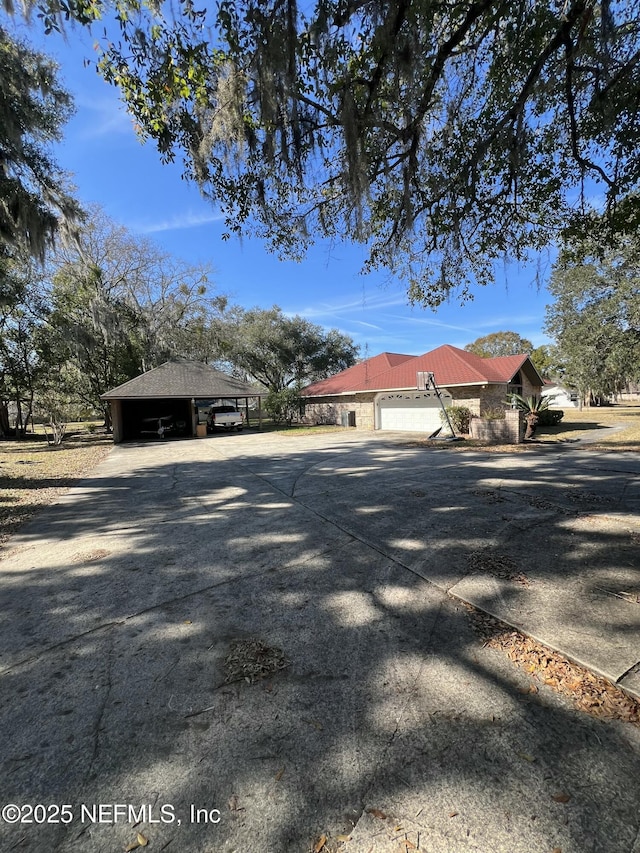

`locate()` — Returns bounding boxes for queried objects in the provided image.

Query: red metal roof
[300,351,414,395]
[302,345,534,395]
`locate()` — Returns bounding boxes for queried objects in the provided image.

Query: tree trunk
[0,401,9,437]
[15,396,24,436]
[524,412,539,440]
[102,404,112,434]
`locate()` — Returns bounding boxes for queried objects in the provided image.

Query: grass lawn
[271,424,347,436]
[0,425,112,547]
[535,404,640,450]
[408,403,640,453]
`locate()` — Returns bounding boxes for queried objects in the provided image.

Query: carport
[101,359,264,443]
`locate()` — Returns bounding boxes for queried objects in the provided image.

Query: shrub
[482,406,506,420]
[441,405,472,433]
[537,408,564,426]
[265,389,303,425]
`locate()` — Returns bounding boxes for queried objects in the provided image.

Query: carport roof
[101,360,263,400]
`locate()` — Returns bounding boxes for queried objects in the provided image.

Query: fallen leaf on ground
[449,811,459,818]
[517,752,536,762]
[224,638,290,684]
[465,603,640,725]
[366,808,387,819]
[313,834,327,852]
[552,793,571,803]
[275,767,285,781]
[124,833,148,852]
[336,835,352,842]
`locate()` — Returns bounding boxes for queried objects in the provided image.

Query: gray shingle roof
[101,360,263,400]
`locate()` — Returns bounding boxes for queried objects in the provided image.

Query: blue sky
[19,19,556,357]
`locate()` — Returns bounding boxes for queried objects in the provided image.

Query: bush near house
[265,389,304,426]
[537,409,564,426]
[483,407,506,420]
[442,405,472,434]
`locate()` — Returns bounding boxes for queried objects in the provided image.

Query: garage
[375,390,452,432]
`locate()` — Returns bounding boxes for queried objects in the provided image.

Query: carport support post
[190,398,198,437]
[110,400,123,443]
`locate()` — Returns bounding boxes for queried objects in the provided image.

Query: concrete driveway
[1,430,639,853]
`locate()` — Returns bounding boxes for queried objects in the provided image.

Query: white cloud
[295,290,408,319]
[383,313,477,334]
[131,211,226,234]
[74,96,135,139]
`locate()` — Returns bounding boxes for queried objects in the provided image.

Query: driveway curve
[1,430,639,853]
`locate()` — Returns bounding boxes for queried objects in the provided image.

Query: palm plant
[507,393,555,440]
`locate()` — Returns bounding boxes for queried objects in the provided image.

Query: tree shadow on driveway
[0,434,639,852]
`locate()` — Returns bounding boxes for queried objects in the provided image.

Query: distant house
[101,359,264,443]
[541,382,580,409]
[301,344,543,433]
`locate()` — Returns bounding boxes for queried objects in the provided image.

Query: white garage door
[376,391,452,432]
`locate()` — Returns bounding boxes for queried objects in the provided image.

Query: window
[507,371,523,400]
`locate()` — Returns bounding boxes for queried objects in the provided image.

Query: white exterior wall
[542,385,579,408]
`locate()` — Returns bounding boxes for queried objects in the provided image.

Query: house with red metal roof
[301,344,543,433]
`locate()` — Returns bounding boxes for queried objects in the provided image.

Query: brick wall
[469,409,523,443]
[452,377,540,417]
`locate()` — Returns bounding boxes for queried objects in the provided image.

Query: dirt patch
[467,550,529,586]
[223,638,290,684]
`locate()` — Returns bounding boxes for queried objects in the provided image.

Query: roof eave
[303,379,512,396]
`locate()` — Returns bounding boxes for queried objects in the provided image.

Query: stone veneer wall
[450,377,540,417]
[303,379,540,432]
[302,393,377,430]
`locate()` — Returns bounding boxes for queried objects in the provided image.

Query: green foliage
[33,0,640,306]
[508,393,552,415]
[537,408,564,427]
[264,388,303,426]
[441,405,471,434]
[482,407,506,421]
[0,247,52,436]
[221,306,358,393]
[0,26,81,260]
[529,345,563,380]
[544,246,640,402]
[465,332,533,358]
